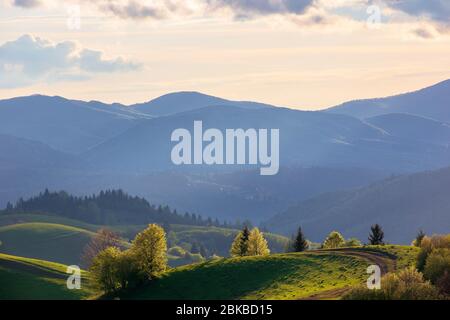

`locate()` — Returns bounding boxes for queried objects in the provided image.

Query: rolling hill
[120,245,418,300]
[0,95,141,154]
[0,246,418,300]
[0,223,95,266]
[365,113,450,145]
[327,79,450,122]
[264,166,450,244]
[0,253,96,300]
[0,214,289,268]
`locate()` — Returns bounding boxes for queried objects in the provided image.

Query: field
[120,245,415,300]
[0,214,289,266]
[0,213,421,300]
[0,243,418,300]
[0,223,95,266]
[0,253,96,300]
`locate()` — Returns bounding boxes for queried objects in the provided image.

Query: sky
[0,0,449,110]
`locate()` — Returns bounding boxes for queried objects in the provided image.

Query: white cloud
[0,34,140,88]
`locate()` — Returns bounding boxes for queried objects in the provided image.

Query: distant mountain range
[327,79,450,122]
[264,165,450,244]
[132,91,274,116]
[1,79,450,231]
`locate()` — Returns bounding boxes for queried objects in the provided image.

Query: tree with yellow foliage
[131,224,168,279]
[247,227,270,256]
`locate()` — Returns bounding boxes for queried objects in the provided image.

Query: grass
[0,214,289,262]
[0,222,95,266]
[171,224,289,256]
[121,252,369,300]
[364,245,420,269]
[0,253,97,300]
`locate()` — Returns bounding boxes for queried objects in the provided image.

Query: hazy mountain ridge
[130,91,274,116]
[264,165,450,244]
[327,79,450,122]
[1,80,450,231]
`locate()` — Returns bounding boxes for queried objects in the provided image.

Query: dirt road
[301,248,397,300]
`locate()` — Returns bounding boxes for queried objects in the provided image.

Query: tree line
[1,189,245,229]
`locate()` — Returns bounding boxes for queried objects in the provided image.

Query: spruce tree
[414,229,426,247]
[230,226,251,257]
[293,227,308,252]
[368,224,385,245]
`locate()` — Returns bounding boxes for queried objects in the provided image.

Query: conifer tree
[247,228,270,256]
[293,227,308,252]
[230,226,250,257]
[368,224,385,245]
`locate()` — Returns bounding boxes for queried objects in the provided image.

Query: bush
[345,238,362,247]
[344,268,440,300]
[436,271,450,296]
[115,250,145,291]
[90,224,169,295]
[417,234,450,271]
[90,247,145,294]
[90,247,122,294]
[322,231,345,249]
[168,246,186,257]
[423,248,450,294]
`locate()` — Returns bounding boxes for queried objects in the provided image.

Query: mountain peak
[327,78,450,122]
[131,91,274,116]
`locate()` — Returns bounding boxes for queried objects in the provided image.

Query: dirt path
[300,249,397,300]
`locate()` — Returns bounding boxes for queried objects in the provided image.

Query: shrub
[168,246,186,257]
[345,238,362,247]
[115,250,145,291]
[423,248,450,294]
[344,268,440,300]
[417,234,450,271]
[436,271,450,296]
[90,247,145,294]
[90,247,122,294]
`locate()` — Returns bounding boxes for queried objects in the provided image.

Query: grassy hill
[0,223,95,266]
[170,224,289,257]
[0,253,96,300]
[121,245,417,300]
[0,245,418,300]
[0,214,290,263]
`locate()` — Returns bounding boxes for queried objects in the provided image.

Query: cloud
[9,0,316,20]
[206,0,315,16]
[13,0,40,8]
[0,34,140,88]
[383,0,450,23]
[412,27,435,39]
[5,0,450,40]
